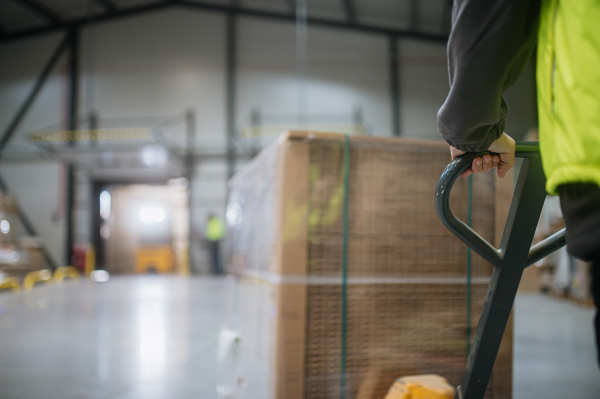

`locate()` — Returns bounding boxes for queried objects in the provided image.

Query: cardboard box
[0,192,19,245]
[227,132,513,399]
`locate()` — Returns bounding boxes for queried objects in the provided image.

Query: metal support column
[341,0,356,25]
[296,0,308,127]
[250,108,261,157]
[89,110,98,147]
[65,27,79,266]
[389,35,400,136]
[91,181,105,270]
[408,0,418,32]
[225,9,237,180]
[185,110,196,272]
[440,0,453,34]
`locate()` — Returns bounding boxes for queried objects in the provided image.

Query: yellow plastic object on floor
[23,269,52,291]
[85,247,95,277]
[384,375,455,399]
[53,266,80,283]
[0,277,21,293]
[178,246,190,276]
[136,245,174,274]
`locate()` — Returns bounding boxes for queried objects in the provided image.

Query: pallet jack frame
[435,142,567,399]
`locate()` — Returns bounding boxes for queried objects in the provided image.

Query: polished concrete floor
[0,276,235,399]
[513,294,600,399]
[0,276,598,399]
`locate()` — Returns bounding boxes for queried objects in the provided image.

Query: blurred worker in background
[205,213,225,275]
[437,1,600,365]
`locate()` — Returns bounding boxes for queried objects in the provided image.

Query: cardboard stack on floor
[226,131,513,399]
[0,192,45,282]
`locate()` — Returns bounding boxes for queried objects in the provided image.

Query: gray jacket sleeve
[437,0,540,152]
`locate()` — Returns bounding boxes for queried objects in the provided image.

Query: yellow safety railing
[0,277,21,293]
[53,266,80,283]
[23,269,52,291]
[29,128,150,142]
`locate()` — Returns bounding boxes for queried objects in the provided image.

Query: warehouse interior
[0,1,598,398]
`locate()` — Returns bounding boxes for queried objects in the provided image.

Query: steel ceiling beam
[0,1,172,43]
[0,0,448,44]
[179,0,447,42]
[15,0,63,25]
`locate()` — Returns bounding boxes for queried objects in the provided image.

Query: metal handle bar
[434,142,566,269]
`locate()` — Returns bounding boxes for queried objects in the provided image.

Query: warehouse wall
[237,17,391,136]
[81,9,227,145]
[0,7,537,270]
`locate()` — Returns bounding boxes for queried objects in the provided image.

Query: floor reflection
[0,276,597,399]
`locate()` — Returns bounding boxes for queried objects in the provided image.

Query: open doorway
[94,183,189,275]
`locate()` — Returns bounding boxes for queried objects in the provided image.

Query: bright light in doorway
[140,207,153,223]
[91,270,110,282]
[100,190,111,220]
[0,220,9,234]
[153,207,165,222]
[140,207,165,223]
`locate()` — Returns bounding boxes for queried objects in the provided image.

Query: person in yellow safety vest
[205,213,225,274]
[437,0,600,366]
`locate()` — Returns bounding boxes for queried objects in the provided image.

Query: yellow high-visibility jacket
[206,217,225,242]
[438,0,600,195]
[538,0,600,195]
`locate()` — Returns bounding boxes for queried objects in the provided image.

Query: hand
[450,133,515,178]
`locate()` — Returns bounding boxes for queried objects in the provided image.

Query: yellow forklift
[135,206,175,274]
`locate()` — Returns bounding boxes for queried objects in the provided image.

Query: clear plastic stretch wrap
[225,131,513,399]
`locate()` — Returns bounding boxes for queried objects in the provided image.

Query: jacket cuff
[442,121,504,153]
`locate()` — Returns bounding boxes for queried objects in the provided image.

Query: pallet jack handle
[435,142,566,268]
[434,142,566,399]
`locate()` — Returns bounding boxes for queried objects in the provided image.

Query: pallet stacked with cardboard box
[227,131,512,399]
[0,192,46,282]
